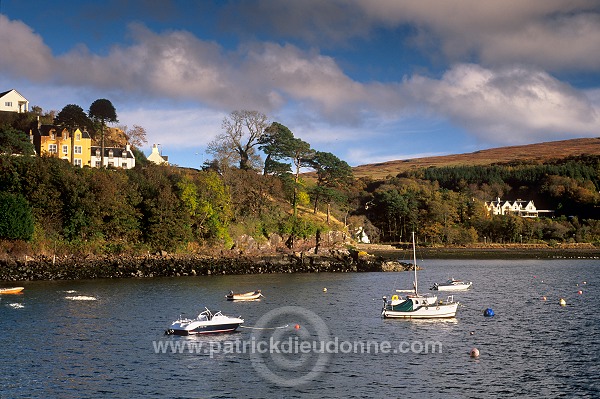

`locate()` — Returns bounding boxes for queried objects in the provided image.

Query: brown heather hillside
[352,137,600,180]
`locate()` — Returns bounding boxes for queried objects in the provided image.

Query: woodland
[2,105,600,258]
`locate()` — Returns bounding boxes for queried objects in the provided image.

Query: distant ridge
[352,137,600,180]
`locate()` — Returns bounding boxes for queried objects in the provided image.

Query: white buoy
[323,287,327,292]
[559,298,567,307]
[470,348,480,358]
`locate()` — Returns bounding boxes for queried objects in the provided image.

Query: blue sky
[2,1,600,169]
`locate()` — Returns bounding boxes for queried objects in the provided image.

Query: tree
[120,124,148,149]
[54,104,91,165]
[0,126,35,155]
[0,192,34,240]
[308,151,354,223]
[288,138,314,217]
[258,122,295,176]
[89,99,118,167]
[207,110,269,170]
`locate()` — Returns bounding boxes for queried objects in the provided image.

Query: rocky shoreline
[0,249,413,282]
[2,242,599,282]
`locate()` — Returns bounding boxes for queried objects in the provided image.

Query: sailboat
[381,232,459,319]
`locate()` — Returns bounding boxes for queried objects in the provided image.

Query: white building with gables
[485,198,554,218]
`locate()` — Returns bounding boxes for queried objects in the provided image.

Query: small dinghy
[226,290,263,301]
[165,308,243,336]
[0,287,24,295]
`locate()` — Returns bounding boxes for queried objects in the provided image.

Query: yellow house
[33,125,92,167]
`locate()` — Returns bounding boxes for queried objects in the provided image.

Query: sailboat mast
[412,231,418,295]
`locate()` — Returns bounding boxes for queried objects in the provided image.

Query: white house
[484,198,553,218]
[0,89,29,113]
[90,144,136,169]
[147,144,169,165]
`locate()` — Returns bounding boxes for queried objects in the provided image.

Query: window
[74,146,82,154]
[95,149,101,157]
[74,158,82,167]
[5,101,12,107]
[63,132,68,140]
[76,133,81,140]
[122,162,128,169]
[48,144,57,153]
[62,145,68,154]
[122,151,127,157]
[50,133,55,140]
[95,161,101,168]
[108,150,114,158]
[108,162,114,167]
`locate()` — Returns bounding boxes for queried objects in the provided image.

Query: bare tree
[207,110,269,171]
[120,124,148,149]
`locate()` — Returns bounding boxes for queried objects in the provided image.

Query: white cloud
[3,11,600,165]
[354,0,600,71]
[403,64,600,144]
[119,107,226,149]
[0,15,54,79]
[239,1,600,72]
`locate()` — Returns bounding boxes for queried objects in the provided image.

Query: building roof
[91,146,135,159]
[36,124,91,139]
[0,89,27,100]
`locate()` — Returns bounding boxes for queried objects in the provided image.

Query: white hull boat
[382,294,459,319]
[431,279,472,291]
[382,232,458,319]
[165,308,243,336]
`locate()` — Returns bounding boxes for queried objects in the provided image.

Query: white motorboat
[430,278,472,291]
[382,232,459,319]
[165,308,244,335]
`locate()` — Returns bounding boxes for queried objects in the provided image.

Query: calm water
[1,259,599,398]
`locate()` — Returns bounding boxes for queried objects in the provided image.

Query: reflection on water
[0,259,599,398]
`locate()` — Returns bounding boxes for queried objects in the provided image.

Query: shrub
[0,192,34,240]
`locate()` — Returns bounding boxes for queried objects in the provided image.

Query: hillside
[352,137,600,180]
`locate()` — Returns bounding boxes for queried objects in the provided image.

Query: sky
[1,0,600,169]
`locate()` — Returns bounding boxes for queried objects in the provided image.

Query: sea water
[1,259,598,398]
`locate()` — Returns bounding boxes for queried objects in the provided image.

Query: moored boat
[0,287,24,295]
[382,232,459,319]
[430,278,472,291]
[382,293,459,319]
[226,290,263,301]
[165,308,244,336]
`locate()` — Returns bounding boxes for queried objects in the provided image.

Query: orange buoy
[295,324,300,329]
[578,290,583,295]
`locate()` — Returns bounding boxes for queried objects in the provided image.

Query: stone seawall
[0,251,412,281]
